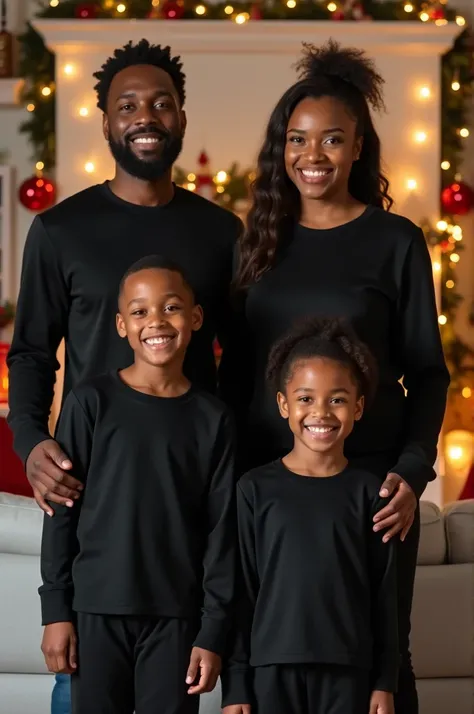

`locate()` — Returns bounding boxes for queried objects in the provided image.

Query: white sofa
[1,492,473,714]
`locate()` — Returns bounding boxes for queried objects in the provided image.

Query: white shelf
[0,78,24,107]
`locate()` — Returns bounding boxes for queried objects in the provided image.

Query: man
[8,39,242,514]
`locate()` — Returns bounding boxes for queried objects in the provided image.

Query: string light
[41,86,52,97]
[438,315,447,325]
[437,220,448,232]
[419,11,429,21]
[235,11,249,23]
[36,161,44,171]
[224,5,233,12]
[84,162,95,174]
[450,253,460,263]
[63,64,75,77]
[414,131,427,144]
[435,18,448,26]
[49,0,59,6]
[418,86,431,100]
[195,4,207,14]
[216,186,225,194]
[446,280,455,289]
[26,103,35,112]
[441,160,450,170]
[452,79,460,92]
[327,2,337,10]
[458,128,469,138]
[116,3,127,13]
[404,3,413,11]
[187,183,196,191]
[433,261,441,273]
[287,0,296,7]
[187,173,196,182]
[216,171,228,183]
[462,387,472,399]
[78,107,89,117]
[456,15,466,26]
[406,178,418,191]
[452,225,462,241]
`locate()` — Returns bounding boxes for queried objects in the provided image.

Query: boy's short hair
[118,254,195,304]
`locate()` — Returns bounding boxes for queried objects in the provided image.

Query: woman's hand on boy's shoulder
[369,690,394,714]
[41,621,77,674]
[222,706,251,714]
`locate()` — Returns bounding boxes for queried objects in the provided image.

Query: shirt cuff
[389,454,435,500]
[220,668,253,707]
[193,616,229,657]
[372,665,399,694]
[40,589,74,625]
[12,425,51,467]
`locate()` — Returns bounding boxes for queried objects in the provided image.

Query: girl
[219,40,449,713]
[222,318,397,714]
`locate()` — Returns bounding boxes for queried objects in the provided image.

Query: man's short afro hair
[93,39,186,112]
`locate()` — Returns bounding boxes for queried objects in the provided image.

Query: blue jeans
[51,674,71,714]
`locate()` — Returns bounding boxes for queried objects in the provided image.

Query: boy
[39,255,236,714]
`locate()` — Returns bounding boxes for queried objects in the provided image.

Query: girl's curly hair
[266,316,378,404]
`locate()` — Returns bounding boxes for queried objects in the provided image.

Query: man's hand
[26,439,82,516]
[369,690,394,714]
[186,647,221,694]
[373,472,417,542]
[41,622,77,674]
[222,706,252,714]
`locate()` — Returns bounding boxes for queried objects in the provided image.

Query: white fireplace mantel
[34,19,458,56]
[33,18,459,237]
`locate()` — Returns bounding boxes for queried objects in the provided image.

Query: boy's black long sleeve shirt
[221,460,398,705]
[39,372,237,656]
[7,183,241,463]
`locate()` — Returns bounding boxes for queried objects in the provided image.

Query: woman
[219,40,449,714]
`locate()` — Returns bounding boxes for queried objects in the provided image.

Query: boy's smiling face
[116,267,202,368]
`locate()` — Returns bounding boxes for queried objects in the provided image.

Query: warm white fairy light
[456,15,466,26]
[235,11,249,23]
[418,86,431,100]
[116,3,127,12]
[436,220,448,232]
[432,261,441,273]
[459,128,470,138]
[50,0,59,6]
[84,162,95,174]
[27,103,35,112]
[446,280,455,289]
[327,2,337,10]
[216,171,228,183]
[42,86,52,97]
[406,178,418,191]
[419,11,429,21]
[414,131,427,144]
[450,253,460,263]
[224,4,233,12]
[78,107,89,117]
[438,315,447,325]
[441,160,450,170]
[63,64,75,77]
[462,387,472,399]
[195,4,207,14]
[287,0,296,7]
[404,3,413,11]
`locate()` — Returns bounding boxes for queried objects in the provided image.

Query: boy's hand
[41,622,77,674]
[369,690,394,714]
[186,647,221,694]
[222,706,252,714]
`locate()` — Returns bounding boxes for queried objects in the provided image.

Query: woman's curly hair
[266,316,378,405]
[237,39,392,289]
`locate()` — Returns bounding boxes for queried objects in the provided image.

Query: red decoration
[459,463,474,500]
[195,151,215,201]
[440,239,451,253]
[250,3,263,19]
[430,6,446,20]
[441,181,474,216]
[331,9,345,19]
[161,0,185,19]
[19,174,56,212]
[74,3,98,19]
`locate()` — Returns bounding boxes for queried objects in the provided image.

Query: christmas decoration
[441,181,474,215]
[74,3,98,19]
[250,3,263,19]
[195,151,215,201]
[429,4,446,20]
[18,174,56,212]
[161,0,185,19]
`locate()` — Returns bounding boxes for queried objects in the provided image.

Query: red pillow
[0,417,33,497]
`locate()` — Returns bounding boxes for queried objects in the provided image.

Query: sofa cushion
[411,563,474,678]
[443,499,474,565]
[0,553,47,674]
[0,673,54,714]
[0,493,42,556]
[417,501,446,565]
[416,678,474,714]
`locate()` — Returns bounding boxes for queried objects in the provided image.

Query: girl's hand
[222,706,251,714]
[41,622,77,674]
[373,473,417,542]
[369,690,394,714]
[186,647,221,694]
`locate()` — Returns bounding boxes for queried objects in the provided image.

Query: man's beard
[108,126,183,181]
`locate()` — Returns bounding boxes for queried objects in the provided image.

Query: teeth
[306,426,334,433]
[301,169,331,177]
[132,137,159,144]
[145,337,172,345]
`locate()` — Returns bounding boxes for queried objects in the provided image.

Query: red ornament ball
[332,9,345,20]
[74,3,98,19]
[430,6,445,20]
[441,181,474,216]
[19,175,56,212]
[161,0,185,19]
[250,3,263,19]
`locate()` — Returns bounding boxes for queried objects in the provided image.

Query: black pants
[253,664,370,714]
[71,613,200,714]
[351,452,421,714]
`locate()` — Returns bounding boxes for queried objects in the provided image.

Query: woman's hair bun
[294,38,386,113]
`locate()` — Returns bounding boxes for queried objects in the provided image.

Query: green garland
[17,0,474,391]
